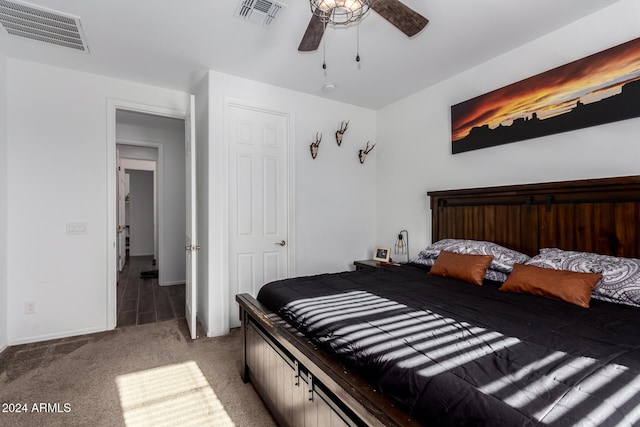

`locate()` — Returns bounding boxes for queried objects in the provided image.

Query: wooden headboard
[428,175,640,258]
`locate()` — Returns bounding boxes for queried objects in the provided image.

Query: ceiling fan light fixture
[310,0,371,25]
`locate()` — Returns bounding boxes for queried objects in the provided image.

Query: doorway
[126,169,154,261]
[107,98,197,338]
[115,147,181,327]
[117,154,159,269]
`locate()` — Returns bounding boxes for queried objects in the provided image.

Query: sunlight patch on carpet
[116,361,235,427]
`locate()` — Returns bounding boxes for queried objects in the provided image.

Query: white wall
[376,0,640,256]
[127,170,155,256]
[117,113,186,285]
[205,70,377,336]
[0,52,7,352]
[6,59,189,344]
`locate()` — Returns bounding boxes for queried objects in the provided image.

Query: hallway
[117,256,185,327]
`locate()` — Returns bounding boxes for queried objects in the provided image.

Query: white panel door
[229,105,289,328]
[185,95,198,340]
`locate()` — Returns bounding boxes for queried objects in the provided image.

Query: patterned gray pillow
[416,239,530,273]
[411,256,436,267]
[526,248,640,308]
[410,256,508,282]
[483,269,509,283]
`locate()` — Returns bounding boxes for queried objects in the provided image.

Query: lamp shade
[394,230,409,263]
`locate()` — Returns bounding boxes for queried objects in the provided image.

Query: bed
[236,175,640,426]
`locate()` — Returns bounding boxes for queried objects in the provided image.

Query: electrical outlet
[24,301,36,314]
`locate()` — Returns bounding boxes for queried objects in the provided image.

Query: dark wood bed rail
[237,293,419,427]
[428,175,640,257]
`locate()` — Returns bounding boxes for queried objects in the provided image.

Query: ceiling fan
[298,0,429,52]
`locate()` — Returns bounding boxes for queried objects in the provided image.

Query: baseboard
[161,280,185,286]
[0,343,7,354]
[130,252,154,257]
[206,327,229,338]
[207,331,226,338]
[9,325,108,346]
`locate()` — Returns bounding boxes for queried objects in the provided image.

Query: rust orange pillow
[499,263,602,308]
[429,251,493,285]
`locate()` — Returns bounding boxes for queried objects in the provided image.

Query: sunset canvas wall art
[451,37,640,154]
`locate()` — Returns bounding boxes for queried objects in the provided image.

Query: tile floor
[117,256,186,327]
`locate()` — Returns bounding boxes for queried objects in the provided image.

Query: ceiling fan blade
[298,14,327,52]
[370,0,429,38]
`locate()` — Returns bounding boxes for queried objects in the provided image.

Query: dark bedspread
[257,264,640,426]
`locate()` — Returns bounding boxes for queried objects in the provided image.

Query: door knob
[275,240,286,246]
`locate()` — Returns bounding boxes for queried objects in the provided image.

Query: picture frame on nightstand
[373,247,391,263]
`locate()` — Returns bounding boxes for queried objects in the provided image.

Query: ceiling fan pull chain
[322,34,327,70]
[356,23,361,63]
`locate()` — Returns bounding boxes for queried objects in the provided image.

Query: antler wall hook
[358,141,376,164]
[335,120,349,146]
[310,132,322,159]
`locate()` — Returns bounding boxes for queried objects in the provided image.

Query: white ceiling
[0,0,622,109]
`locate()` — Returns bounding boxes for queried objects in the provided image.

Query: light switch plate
[66,222,88,235]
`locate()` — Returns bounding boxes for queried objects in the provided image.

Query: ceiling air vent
[235,0,285,28]
[0,0,89,52]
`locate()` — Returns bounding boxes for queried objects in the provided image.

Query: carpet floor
[0,320,276,427]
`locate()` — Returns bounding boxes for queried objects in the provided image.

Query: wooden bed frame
[429,175,640,258]
[236,175,640,426]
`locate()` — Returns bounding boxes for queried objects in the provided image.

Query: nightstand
[354,259,400,271]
